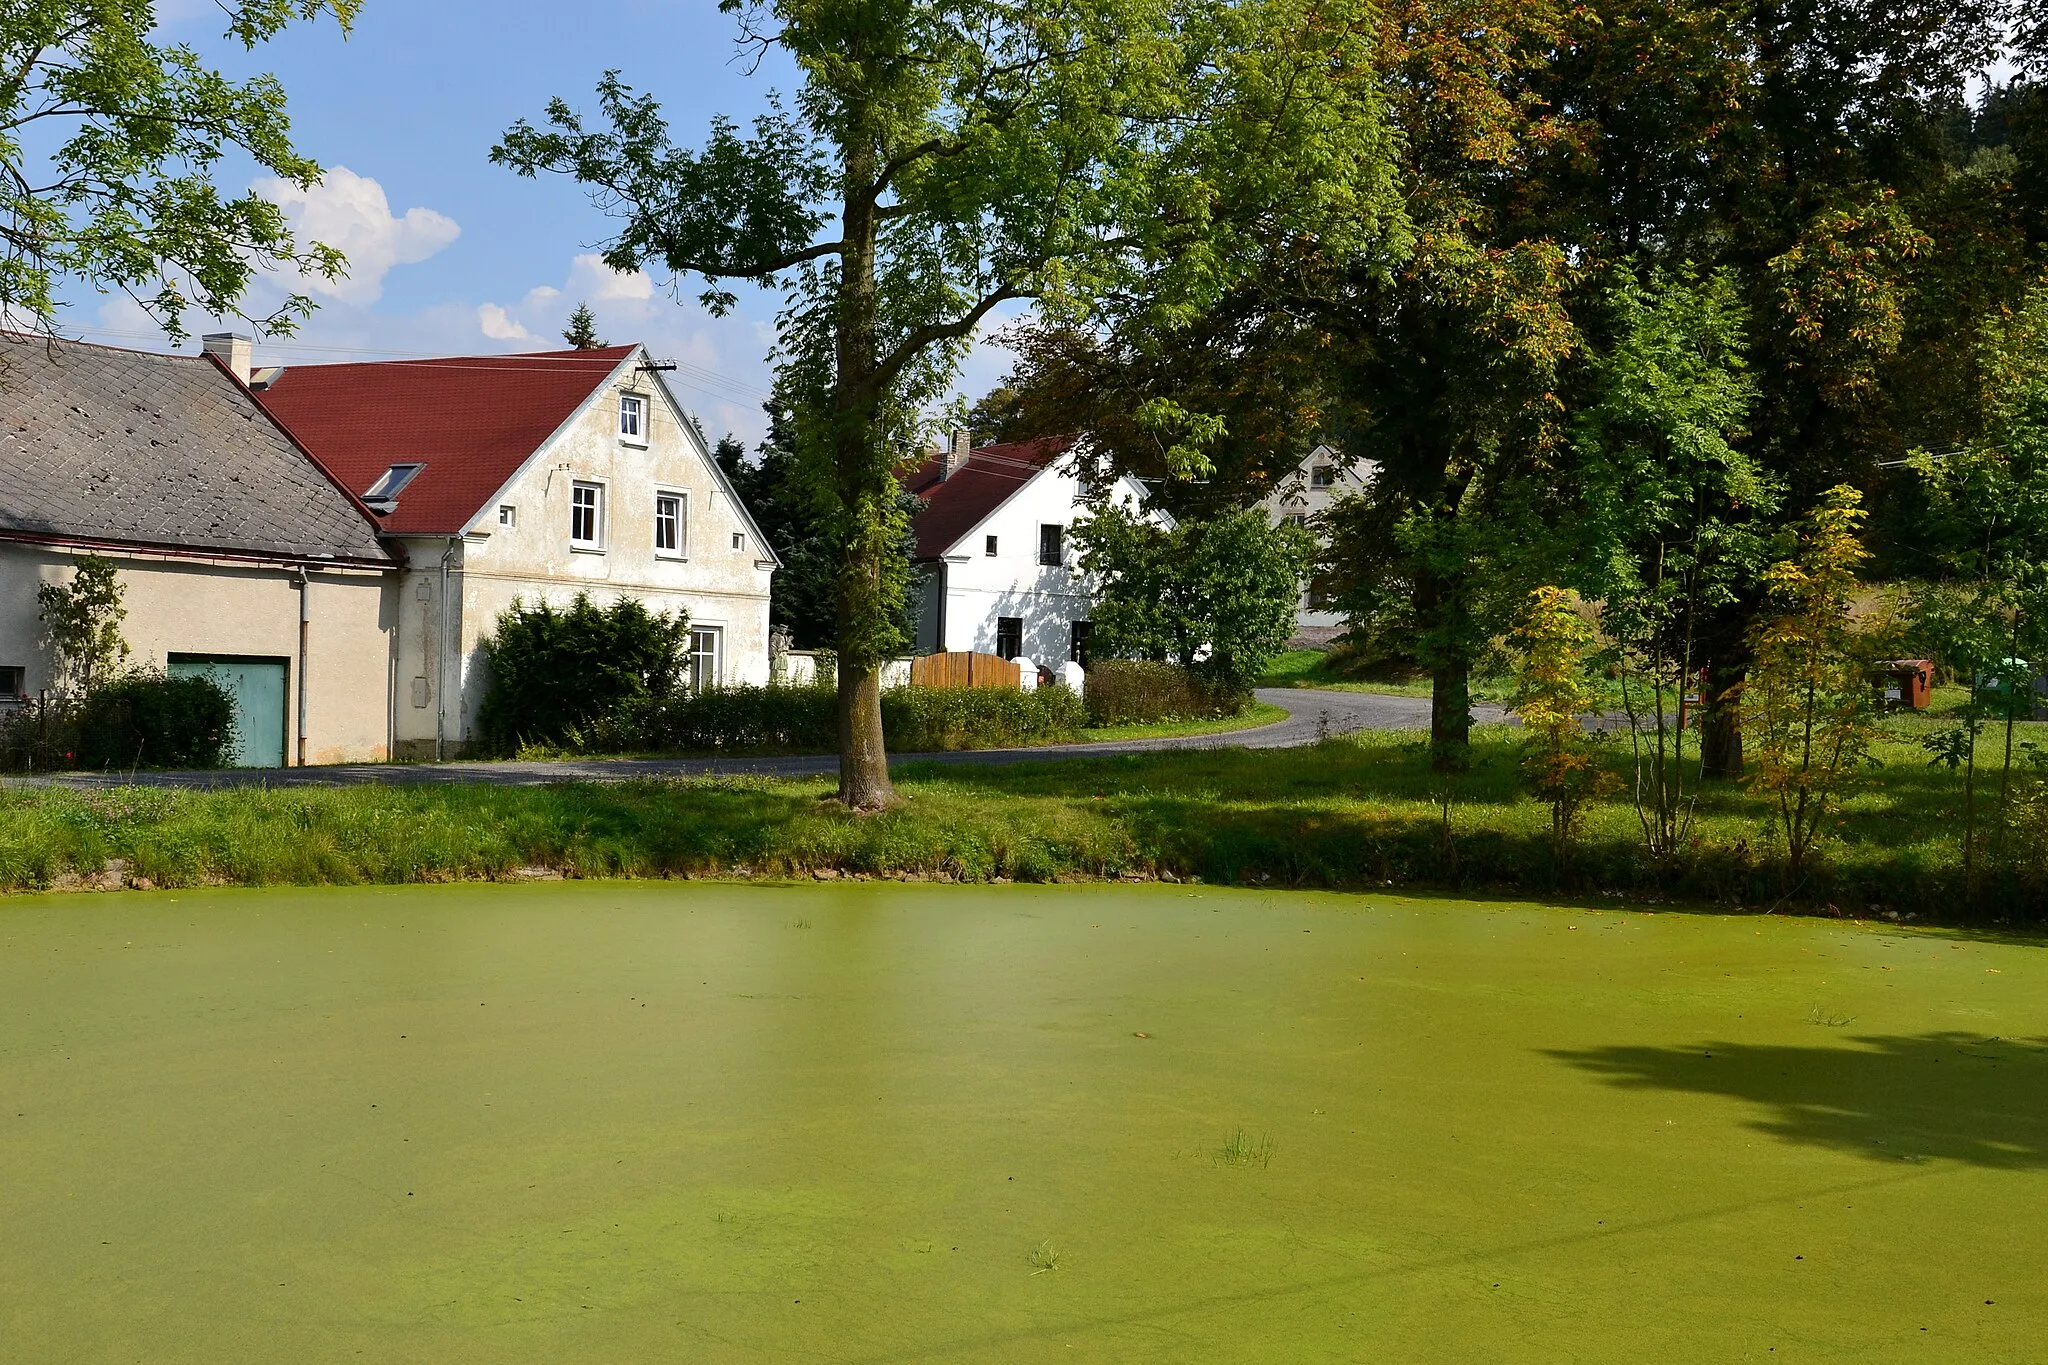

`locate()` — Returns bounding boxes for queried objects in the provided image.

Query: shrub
[563,681,1084,755]
[884,684,1085,750]
[1083,660,1245,727]
[74,670,237,770]
[613,682,840,753]
[0,699,83,773]
[1509,586,1620,863]
[477,594,689,753]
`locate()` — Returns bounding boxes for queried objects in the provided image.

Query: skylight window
[362,463,423,512]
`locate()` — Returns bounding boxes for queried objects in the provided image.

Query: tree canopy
[495,0,1402,807]
[0,0,356,338]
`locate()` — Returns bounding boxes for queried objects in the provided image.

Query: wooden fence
[909,651,1021,690]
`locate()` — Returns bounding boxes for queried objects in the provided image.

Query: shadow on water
[1550,1033,2048,1169]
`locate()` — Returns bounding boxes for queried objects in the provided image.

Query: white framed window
[498,504,516,528]
[731,532,745,552]
[618,393,647,443]
[655,490,686,557]
[1282,513,1307,529]
[1310,464,1337,488]
[688,626,722,691]
[570,480,605,549]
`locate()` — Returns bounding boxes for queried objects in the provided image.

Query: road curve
[7,687,1509,791]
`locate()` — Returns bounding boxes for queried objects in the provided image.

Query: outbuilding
[0,333,399,765]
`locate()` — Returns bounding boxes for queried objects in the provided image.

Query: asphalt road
[9,687,1508,791]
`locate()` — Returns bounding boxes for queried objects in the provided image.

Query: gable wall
[386,368,774,757]
[924,464,1154,668]
[1261,444,1377,640]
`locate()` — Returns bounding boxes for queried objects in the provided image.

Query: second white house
[907,433,1168,671]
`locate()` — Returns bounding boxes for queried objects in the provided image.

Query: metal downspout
[436,539,457,762]
[296,569,310,766]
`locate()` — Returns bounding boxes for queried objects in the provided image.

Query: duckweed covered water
[2,883,2043,1362]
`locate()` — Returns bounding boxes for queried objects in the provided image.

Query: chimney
[202,332,254,385]
[940,427,971,481]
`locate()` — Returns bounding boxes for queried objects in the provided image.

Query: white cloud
[476,303,532,341]
[567,253,655,303]
[257,166,460,306]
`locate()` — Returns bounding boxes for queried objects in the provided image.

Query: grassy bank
[5,724,2043,920]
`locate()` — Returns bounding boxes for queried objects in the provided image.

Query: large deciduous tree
[494,0,1396,808]
[0,0,355,338]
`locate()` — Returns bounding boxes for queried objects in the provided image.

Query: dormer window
[362,463,423,513]
[619,393,647,443]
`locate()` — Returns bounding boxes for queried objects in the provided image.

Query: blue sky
[65,0,1019,445]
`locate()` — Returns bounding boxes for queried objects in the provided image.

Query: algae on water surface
[1,883,2042,1362]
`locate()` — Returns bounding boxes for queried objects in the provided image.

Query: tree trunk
[1699,659,1744,780]
[828,128,895,808]
[836,660,892,810]
[1416,558,1471,773]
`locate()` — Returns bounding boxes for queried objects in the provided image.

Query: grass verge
[5,723,2043,922]
[1076,702,1286,743]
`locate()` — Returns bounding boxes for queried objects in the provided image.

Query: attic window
[731,532,745,552]
[362,463,423,511]
[1310,465,1337,488]
[619,393,647,442]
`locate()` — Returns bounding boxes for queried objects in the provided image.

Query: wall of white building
[1260,444,1376,644]
[386,363,776,758]
[915,463,1159,671]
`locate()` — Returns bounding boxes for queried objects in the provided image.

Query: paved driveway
[8,687,1509,791]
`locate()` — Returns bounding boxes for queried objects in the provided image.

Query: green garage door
[167,656,288,768]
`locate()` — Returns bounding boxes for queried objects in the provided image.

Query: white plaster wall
[925,465,1159,666]
[0,542,393,762]
[1261,443,1377,636]
[386,364,776,755]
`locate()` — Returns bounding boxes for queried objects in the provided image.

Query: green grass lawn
[4,882,2043,1362]
[1076,701,1286,743]
[6,718,2045,919]
[1260,648,1514,701]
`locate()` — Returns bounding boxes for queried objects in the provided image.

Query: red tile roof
[907,436,1073,559]
[252,346,637,534]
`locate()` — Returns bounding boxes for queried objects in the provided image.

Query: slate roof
[0,334,391,565]
[254,346,637,534]
[905,436,1074,559]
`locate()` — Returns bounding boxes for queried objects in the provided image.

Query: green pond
[2,884,2044,1363]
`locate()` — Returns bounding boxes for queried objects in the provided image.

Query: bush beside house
[74,671,238,771]
[477,595,690,752]
[1083,660,1247,726]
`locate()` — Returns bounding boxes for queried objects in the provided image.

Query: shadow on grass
[1550,1033,2048,1169]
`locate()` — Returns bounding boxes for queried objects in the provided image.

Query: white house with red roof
[252,342,778,759]
[907,433,1166,670]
